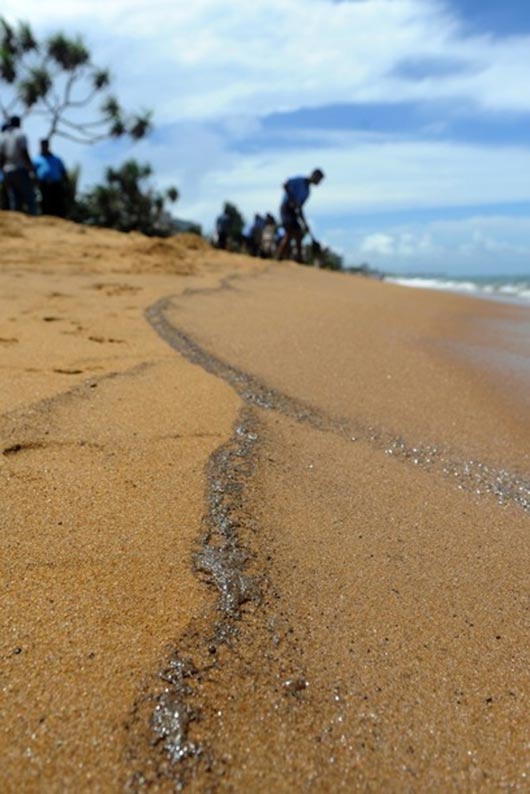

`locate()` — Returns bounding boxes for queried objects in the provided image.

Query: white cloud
[355,215,530,274]
[360,230,434,257]
[161,131,530,227]
[4,2,530,207]
[2,0,530,125]
[360,233,395,256]
[3,0,530,274]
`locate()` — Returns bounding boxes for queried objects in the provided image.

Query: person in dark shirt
[276,168,324,262]
[34,139,68,217]
[249,213,265,256]
[0,121,10,210]
[216,210,229,249]
[0,116,37,215]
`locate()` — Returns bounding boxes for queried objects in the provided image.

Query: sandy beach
[1,213,529,792]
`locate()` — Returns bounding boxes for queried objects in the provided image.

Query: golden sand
[1,214,528,792]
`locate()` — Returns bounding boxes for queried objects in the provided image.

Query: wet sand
[1,214,529,791]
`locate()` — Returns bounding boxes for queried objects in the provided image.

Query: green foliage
[46,33,89,70]
[224,202,245,236]
[16,23,36,53]
[0,17,152,144]
[0,52,15,83]
[220,201,245,248]
[0,19,16,58]
[101,95,120,118]
[319,247,343,270]
[129,114,152,140]
[302,241,343,270]
[18,66,51,106]
[73,159,179,237]
[92,68,110,90]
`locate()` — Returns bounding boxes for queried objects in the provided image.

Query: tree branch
[1,21,152,146]
[58,115,111,130]
[55,127,109,144]
[65,86,101,108]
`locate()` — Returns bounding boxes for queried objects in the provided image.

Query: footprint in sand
[89,282,142,296]
[88,335,126,344]
[60,324,86,336]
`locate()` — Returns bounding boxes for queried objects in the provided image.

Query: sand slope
[1,214,529,792]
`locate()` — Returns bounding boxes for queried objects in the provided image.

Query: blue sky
[3,0,530,274]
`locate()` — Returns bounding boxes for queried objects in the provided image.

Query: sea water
[385,274,530,305]
[385,272,530,406]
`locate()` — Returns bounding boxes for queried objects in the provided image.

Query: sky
[3,0,530,275]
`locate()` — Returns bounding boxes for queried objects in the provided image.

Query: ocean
[384,274,530,305]
[386,273,530,397]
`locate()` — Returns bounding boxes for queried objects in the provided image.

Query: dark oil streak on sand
[126,409,264,791]
[127,283,530,790]
[146,291,530,515]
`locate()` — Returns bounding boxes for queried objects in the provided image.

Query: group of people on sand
[0,115,69,218]
[1,117,325,259]
[245,212,280,259]
[216,168,325,262]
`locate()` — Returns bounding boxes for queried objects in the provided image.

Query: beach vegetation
[72,159,180,237]
[302,241,343,270]
[221,201,246,249]
[0,17,151,144]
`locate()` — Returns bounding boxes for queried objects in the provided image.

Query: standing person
[260,213,277,258]
[249,213,265,256]
[0,121,10,211]
[276,168,324,262]
[216,208,229,249]
[34,139,68,217]
[0,116,37,215]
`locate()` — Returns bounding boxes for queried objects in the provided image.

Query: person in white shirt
[0,116,37,215]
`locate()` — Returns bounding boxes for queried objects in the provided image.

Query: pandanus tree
[0,17,151,144]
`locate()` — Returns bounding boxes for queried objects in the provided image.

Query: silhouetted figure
[260,213,277,258]
[276,168,324,262]
[0,121,10,210]
[249,213,265,256]
[216,209,229,249]
[34,139,68,217]
[0,116,37,215]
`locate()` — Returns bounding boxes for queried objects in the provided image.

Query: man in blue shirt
[277,168,324,262]
[34,139,68,217]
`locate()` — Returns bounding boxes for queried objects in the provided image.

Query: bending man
[276,168,324,262]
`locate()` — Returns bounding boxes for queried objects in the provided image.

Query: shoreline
[1,216,529,791]
[384,275,530,307]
